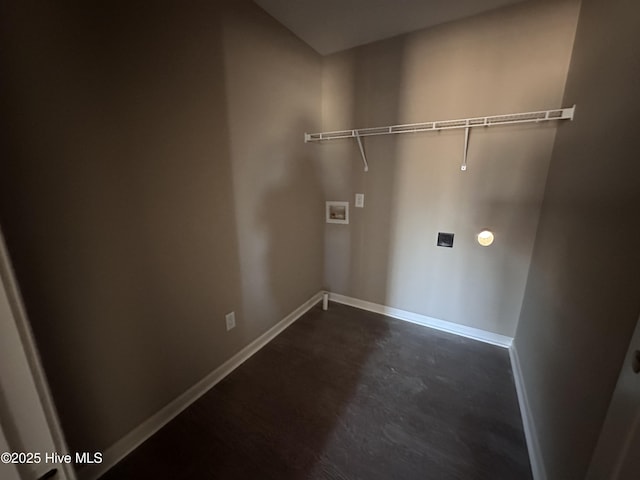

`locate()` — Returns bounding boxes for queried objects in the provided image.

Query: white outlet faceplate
[355,193,364,208]
[225,312,236,331]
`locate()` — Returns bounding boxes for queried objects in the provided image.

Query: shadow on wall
[514,201,640,478]
[321,36,406,304]
[0,0,246,456]
[258,130,324,321]
[515,179,640,478]
[500,0,640,475]
[217,1,325,342]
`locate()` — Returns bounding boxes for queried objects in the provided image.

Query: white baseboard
[328,292,513,348]
[78,291,324,480]
[509,345,547,480]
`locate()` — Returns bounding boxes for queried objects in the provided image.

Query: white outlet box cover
[355,193,364,208]
[225,312,236,331]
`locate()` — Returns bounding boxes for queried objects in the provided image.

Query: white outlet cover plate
[355,193,364,208]
[225,312,236,331]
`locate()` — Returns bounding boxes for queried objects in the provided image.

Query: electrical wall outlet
[225,312,236,331]
[437,232,454,248]
[355,193,365,208]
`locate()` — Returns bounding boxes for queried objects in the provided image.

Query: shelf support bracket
[355,131,369,172]
[461,127,470,171]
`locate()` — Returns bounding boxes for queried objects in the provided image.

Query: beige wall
[0,0,322,454]
[320,0,581,336]
[514,0,640,477]
[5,1,635,475]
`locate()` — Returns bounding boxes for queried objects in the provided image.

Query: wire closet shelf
[304,106,575,172]
[304,106,575,142]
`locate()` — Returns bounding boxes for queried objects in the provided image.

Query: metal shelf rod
[304,106,575,143]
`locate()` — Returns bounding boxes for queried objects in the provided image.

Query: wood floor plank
[99,302,532,479]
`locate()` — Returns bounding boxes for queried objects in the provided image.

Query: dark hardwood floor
[99,302,532,479]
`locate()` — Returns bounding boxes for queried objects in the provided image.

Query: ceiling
[253,0,529,55]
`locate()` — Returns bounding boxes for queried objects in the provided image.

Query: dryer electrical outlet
[437,232,454,248]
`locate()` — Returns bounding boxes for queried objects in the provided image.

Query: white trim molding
[0,230,77,480]
[79,291,324,480]
[328,292,513,348]
[509,344,547,480]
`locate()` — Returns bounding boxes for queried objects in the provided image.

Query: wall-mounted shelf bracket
[461,127,470,171]
[355,131,369,172]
